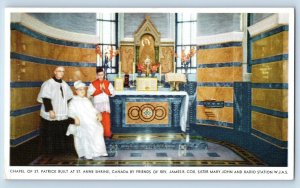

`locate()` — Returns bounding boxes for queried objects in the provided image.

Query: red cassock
[91,79,112,137]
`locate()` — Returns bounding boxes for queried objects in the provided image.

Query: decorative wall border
[11,82,43,88]
[251,83,288,89]
[10,105,41,116]
[197,42,242,50]
[197,62,242,68]
[10,81,92,88]
[252,105,288,118]
[251,25,289,42]
[197,82,234,87]
[10,130,39,147]
[251,54,288,66]
[11,52,97,67]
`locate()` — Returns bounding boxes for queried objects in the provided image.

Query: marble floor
[30,134,266,166]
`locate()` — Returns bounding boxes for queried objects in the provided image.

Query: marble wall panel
[197,47,242,64]
[252,88,288,112]
[11,88,40,111]
[11,30,96,63]
[197,106,233,123]
[197,67,242,82]
[252,111,287,141]
[197,87,233,102]
[11,60,96,82]
[251,60,288,83]
[10,111,40,139]
[252,31,288,60]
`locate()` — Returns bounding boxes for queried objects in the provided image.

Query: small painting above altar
[136,77,158,91]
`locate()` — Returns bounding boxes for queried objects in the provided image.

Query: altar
[110,89,189,133]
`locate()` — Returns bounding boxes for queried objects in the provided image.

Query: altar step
[105,140,208,151]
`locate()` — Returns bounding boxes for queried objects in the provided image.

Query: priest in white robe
[37,66,74,155]
[66,80,108,160]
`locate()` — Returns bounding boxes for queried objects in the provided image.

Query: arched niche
[134,16,161,71]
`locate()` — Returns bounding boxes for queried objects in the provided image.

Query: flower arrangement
[171,47,196,65]
[104,45,119,62]
[137,63,145,73]
[150,63,160,73]
[181,47,196,65]
[95,44,102,58]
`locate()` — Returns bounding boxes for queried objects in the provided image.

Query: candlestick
[173,61,176,73]
[118,61,121,78]
[96,54,100,66]
[159,63,162,81]
[132,62,135,86]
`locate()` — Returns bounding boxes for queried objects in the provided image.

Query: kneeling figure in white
[66,80,108,159]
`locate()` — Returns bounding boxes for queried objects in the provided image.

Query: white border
[5,8,295,180]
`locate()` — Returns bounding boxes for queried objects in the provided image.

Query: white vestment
[37,78,73,121]
[87,82,115,113]
[66,96,108,159]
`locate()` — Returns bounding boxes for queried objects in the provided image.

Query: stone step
[105,141,208,151]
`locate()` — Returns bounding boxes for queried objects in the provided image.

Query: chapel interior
[10,12,289,166]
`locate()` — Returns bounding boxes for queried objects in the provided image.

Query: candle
[173,61,176,73]
[96,54,100,66]
[132,62,135,82]
[119,61,121,78]
[159,63,162,81]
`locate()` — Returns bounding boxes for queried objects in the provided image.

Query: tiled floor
[30,134,266,166]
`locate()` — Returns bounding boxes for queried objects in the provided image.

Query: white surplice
[87,82,115,113]
[37,78,73,121]
[66,96,108,159]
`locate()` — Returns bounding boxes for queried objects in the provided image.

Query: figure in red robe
[88,67,115,139]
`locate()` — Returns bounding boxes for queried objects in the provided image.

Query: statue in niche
[138,34,155,72]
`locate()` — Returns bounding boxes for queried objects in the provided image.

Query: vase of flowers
[137,63,144,77]
[181,47,196,82]
[150,63,160,78]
